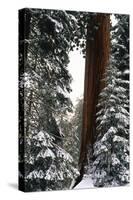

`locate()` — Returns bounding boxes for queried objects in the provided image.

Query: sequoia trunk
[76,14,110,185]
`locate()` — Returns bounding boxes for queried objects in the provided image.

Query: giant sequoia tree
[75,14,110,185]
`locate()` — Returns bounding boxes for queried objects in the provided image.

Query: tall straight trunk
[75,14,110,186]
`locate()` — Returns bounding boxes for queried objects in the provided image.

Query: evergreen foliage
[111,15,129,98]
[22,131,79,191]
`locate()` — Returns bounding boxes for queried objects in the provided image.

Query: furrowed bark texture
[76,14,110,186]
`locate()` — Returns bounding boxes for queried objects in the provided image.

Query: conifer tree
[112,14,129,100]
[20,9,76,140]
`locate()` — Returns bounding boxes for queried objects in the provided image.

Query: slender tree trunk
[75,14,110,186]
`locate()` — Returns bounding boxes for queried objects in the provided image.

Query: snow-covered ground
[74,174,130,190]
[74,174,94,189]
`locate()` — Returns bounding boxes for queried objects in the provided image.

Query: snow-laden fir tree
[92,63,129,187]
[23,131,79,191]
[92,14,129,187]
[20,9,76,140]
[111,15,129,99]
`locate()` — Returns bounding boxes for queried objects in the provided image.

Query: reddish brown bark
[76,14,110,185]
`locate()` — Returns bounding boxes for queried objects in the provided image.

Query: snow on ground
[74,174,94,189]
[74,174,130,190]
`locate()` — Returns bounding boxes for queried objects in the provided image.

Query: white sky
[68,50,85,106]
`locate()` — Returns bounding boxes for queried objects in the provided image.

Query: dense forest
[19,8,129,192]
